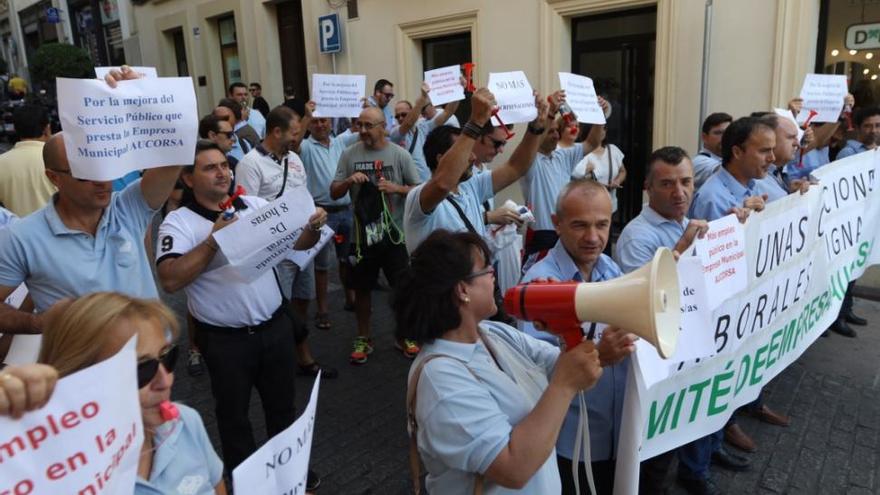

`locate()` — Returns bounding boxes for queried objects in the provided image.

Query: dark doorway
[277,0,309,101]
[572,7,656,229]
[422,33,471,124]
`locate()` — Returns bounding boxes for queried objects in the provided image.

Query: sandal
[315,312,331,330]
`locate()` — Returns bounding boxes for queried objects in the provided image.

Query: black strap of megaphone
[586,322,597,341]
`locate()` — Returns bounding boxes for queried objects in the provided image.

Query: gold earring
[463,296,470,304]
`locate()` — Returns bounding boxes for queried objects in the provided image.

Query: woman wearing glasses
[396,230,604,493]
[0,292,226,494]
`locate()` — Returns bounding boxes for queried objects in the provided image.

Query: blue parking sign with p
[318,14,341,53]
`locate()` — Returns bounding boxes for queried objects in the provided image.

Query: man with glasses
[0,66,183,335]
[693,113,732,190]
[155,140,325,489]
[366,78,396,132]
[249,82,270,119]
[199,113,239,184]
[390,81,460,181]
[330,107,421,364]
[214,101,258,161]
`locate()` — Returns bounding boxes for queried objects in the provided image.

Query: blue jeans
[678,429,723,481]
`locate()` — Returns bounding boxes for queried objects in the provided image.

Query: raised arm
[489,90,556,193]
[397,83,431,136]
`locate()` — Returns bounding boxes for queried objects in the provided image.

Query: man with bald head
[0,101,183,334]
[519,178,635,494]
[752,113,810,202]
[330,106,421,364]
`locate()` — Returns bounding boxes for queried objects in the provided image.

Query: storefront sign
[846,22,880,50]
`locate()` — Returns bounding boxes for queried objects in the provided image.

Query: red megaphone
[504,281,585,350]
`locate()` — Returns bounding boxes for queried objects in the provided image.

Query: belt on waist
[193,304,286,334]
[315,204,350,213]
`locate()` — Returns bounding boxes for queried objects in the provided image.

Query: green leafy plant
[29,43,94,93]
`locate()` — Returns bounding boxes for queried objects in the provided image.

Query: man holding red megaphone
[513,179,635,495]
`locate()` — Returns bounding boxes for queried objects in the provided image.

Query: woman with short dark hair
[396,230,604,493]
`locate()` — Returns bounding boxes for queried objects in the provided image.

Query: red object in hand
[334,234,345,244]
[796,110,820,169]
[159,400,179,422]
[462,63,476,93]
[374,160,385,181]
[491,109,516,140]
[504,281,584,351]
[218,185,246,211]
[801,109,819,129]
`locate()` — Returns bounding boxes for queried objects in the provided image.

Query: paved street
[163,270,880,494]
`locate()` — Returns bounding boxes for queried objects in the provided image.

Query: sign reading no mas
[846,22,880,50]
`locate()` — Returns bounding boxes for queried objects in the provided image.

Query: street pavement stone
[160,264,880,494]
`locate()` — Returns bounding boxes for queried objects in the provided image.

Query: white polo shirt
[234,145,308,201]
[156,195,282,327]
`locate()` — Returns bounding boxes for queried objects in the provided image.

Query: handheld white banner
[1,284,40,365]
[233,374,321,494]
[488,71,536,124]
[692,214,748,310]
[796,74,848,124]
[558,72,606,124]
[287,225,334,269]
[425,65,465,106]
[212,188,316,282]
[57,77,198,181]
[0,337,143,494]
[94,67,158,79]
[312,74,366,118]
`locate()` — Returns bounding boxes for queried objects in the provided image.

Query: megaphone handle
[549,321,586,351]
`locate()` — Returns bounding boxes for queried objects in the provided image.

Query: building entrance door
[277,0,309,100]
[572,7,656,229]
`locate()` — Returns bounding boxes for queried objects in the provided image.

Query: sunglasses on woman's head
[137,345,179,388]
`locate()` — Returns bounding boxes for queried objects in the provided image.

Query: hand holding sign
[558,72,606,124]
[0,364,58,418]
[796,74,848,124]
[95,66,157,80]
[425,65,465,106]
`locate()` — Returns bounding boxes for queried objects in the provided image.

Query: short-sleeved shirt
[522,146,586,230]
[0,181,158,312]
[135,403,223,495]
[754,165,789,202]
[404,170,494,253]
[299,132,359,206]
[156,195,282,327]
[615,205,688,274]
[691,148,722,190]
[234,145,308,201]
[334,141,421,229]
[572,144,625,212]
[390,118,440,182]
[688,166,757,222]
[836,139,869,160]
[520,242,628,461]
[0,207,17,229]
[412,321,562,494]
[0,140,56,217]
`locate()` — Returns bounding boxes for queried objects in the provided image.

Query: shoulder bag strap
[407,354,484,495]
[606,146,614,186]
[408,126,420,154]
[445,196,478,234]
[275,156,289,199]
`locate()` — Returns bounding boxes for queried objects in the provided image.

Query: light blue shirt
[390,118,440,181]
[836,139,868,160]
[0,206,17,229]
[786,147,830,180]
[615,205,688,274]
[228,137,245,162]
[754,165,789,202]
[247,107,266,139]
[520,242,628,461]
[367,95,395,131]
[0,180,159,311]
[692,148,722,190]
[523,146,586,230]
[112,170,141,192]
[299,131,359,206]
[688,166,757,222]
[404,170,494,253]
[411,321,562,494]
[135,404,223,495]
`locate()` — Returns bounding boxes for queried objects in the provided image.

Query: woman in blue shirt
[395,230,604,493]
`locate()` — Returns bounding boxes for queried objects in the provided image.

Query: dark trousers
[639,450,676,495]
[678,429,722,481]
[839,280,856,317]
[558,456,615,495]
[194,310,298,472]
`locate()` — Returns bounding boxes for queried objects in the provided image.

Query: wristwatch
[527,122,545,135]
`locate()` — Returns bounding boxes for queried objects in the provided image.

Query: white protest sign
[287,225,334,269]
[1,284,41,365]
[312,74,366,118]
[488,71,536,124]
[558,72,606,124]
[57,77,197,181]
[425,65,465,106]
[692,214,747,310]
[0,337,143,494]
[796,74,848,124]
[3,283,27,309]
[774,108,804,142]
[212,188,316,282]
[94,66,158,79]
[234,374,321,494]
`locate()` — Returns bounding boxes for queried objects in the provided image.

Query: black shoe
[845,311,868,326]
[306,469,321,491]
[711,446,750,471]
[822,330,829,338]
[830,319,857,338]
[298,361,339,379]
[679,478,721,495]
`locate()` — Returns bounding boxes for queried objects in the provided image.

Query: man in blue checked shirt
[520,179,635,495]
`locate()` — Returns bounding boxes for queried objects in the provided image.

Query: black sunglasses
[137,345,179,388]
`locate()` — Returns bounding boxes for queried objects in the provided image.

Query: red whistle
[159,400,179,422]
[491,109,516,140]
[374,160,384,181]
[796,110,819,169]
[801,109,818,129]
[462,63,476,93]
[219,185,246,212]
